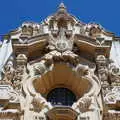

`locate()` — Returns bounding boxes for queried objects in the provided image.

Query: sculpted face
[56,40,68,52]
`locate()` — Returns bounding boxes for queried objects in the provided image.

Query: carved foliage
[74,96,92,113]
[30,94,51,113]
[104,86,120,104]
[0,85,19,103]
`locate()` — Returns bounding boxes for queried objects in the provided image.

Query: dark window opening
[47,88,76,106]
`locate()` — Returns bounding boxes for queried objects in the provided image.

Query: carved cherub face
[111,65,119,74]
[76,64,89,76]
[5,61,13,71]
[56,40,68,52]
[33,63,46,75]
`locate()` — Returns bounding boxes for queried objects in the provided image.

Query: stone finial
[16,54,27,65]
[96,55,106,62]
[59,2,66,8]
[58,2,67,13]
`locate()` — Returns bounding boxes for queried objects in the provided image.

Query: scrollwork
[72,96,92,113]
[104,86,120,104]
[30,93,52,113]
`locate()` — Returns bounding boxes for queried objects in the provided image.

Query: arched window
[47,88,76,106]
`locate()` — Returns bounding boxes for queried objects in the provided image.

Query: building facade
[0,3,120,120]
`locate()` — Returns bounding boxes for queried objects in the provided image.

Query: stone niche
[33,63,92,99]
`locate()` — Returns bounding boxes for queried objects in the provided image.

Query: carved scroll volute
[13,54,27,92]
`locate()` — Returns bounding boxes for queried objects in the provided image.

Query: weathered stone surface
[0,3,119,120]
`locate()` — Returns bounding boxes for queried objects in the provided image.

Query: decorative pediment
[2,3,119,120]
[9,3,114,63]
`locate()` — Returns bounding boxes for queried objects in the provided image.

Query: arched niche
[47,87,77,106]
[32,63,92,100]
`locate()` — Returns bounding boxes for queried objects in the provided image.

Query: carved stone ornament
[108,63,120,85]
[1,2,119,120]
[104,86,120,104]
[48,28,73,52]
[86,23,102,38]
[96,55,109,85]
[75,64,89,77]
[55,40,68,51]
[0,85,19,103]
[72,96,92,113]
[33,62,47,75]
[22,56,101,119]
[72,95,101,120]
[30,93,52,113]
[13,54,27,92]
[2,60,15,85]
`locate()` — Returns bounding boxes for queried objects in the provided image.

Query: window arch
[47,87,76,106]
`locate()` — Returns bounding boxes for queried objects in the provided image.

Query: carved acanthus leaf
[104,86,120,104]
[30,94,52,113]
[72,96,92,113]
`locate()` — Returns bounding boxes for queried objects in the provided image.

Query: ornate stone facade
[0,3,120,120]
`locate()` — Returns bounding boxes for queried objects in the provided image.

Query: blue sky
[0,0,120,36]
